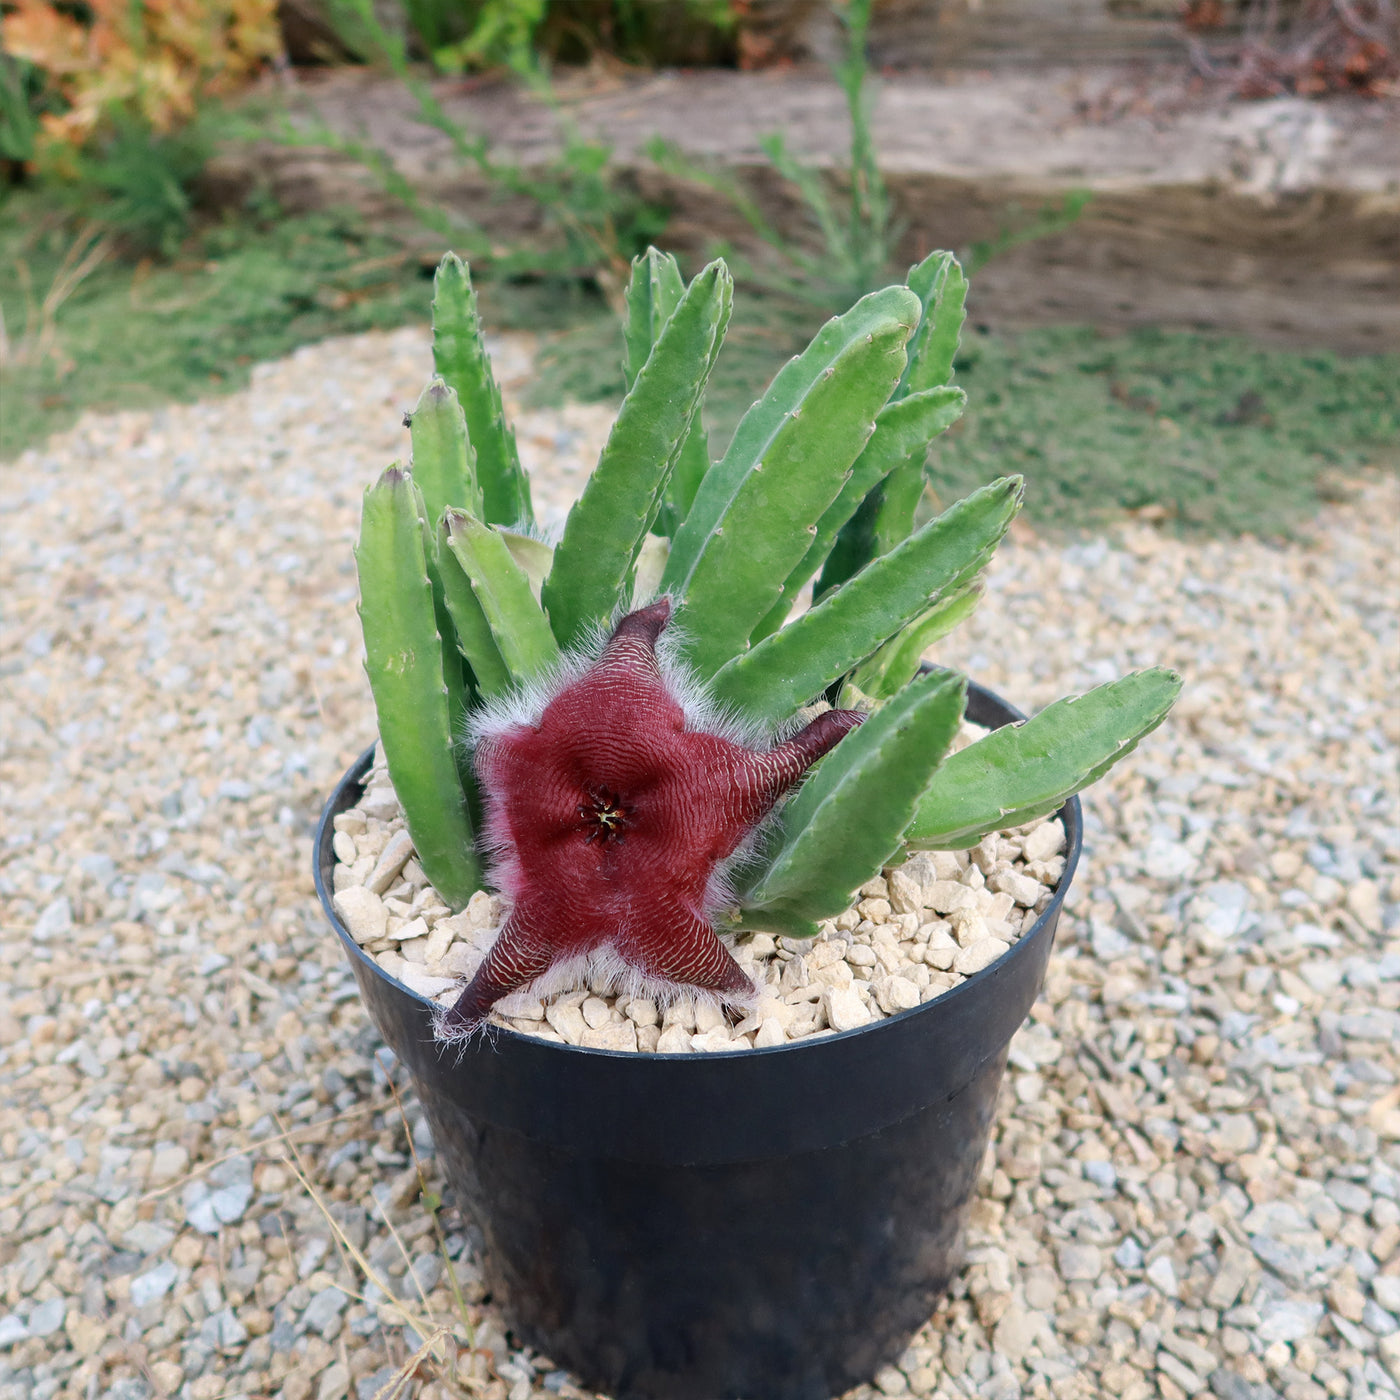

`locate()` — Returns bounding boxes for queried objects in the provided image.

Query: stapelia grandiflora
[439,599,863,1037]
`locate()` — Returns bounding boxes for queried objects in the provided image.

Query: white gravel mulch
[1,322,1397,1400]
[330,743,1066,1051]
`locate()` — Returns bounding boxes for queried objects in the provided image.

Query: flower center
[578,786,632,844]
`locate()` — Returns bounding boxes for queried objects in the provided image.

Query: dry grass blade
[369,1325,453,1400]
[275,1118,462,1369]
[127,1100,379,1207]
[0,222,112,370]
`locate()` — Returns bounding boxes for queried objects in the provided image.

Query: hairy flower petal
[442,599,862,1035]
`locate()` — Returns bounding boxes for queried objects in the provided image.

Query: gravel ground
[1,322,1396,1400]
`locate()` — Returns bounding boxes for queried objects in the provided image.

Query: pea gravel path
[1,323,1396,1400]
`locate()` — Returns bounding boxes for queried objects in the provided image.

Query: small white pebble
[545,1002,586,1045]
[423,922,453,965]
[655,1024,692,1054]
[754,1018,786,1048]
[332,885,388,944]
[466,889,497,930]
[879,975,921,1012]
[1022,820,1065,863]
[494,992,545,1020]
[691,1027,734,1052]
[953,938,1009,976]
[825,985,872,1032]
[693,1000,727,1033]
[624,997,659,1027]
[925,880,977,914]
[991,869,1045,908]
[923,942,956,970]
[365,829,415,895]
[662,998,697,1031]
[392,916,430,945]
[581,1022,638,1052]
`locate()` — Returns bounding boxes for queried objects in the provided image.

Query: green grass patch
[930,325,1399,537]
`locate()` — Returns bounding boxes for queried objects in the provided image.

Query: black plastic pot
[314,681,1082,1400]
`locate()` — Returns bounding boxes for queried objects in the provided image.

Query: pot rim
[314,679,1083,1063]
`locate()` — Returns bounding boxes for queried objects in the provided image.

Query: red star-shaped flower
[440,599,862,1036]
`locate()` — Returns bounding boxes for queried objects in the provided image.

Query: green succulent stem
[666,285,922,678]
[711,476,1023,728]
[905,668,1183,849]
[443,508,561,686]
[431,252,534,528]
[743,668,967,925]
[542,259,732,648]
[409,376,483,527]
[355,466,482,908]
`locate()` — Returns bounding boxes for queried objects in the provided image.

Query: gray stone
[183,1171,251,1232]
[357,1370,398,1400]
[1156,1351,1207,1397]
[32,897,71,942]
[26,1298,65,1338]
[1143,838,1195,882]
[183,1154,255,1231]
[128,1262,178,1308]
[1084,1160,1118,1190]
[992,1305,1048,1363]
[1114,1238,1144,1270]
[1058,1244,1102,1281]
[207,1182,253,1225]
[1362,1299,1397,1336]
[407,1254,441,1294]
[122,1222,175,1255]
[1326,1178,1373,1213]
[1146,1256,1179,1296]
[303,1287,348,1334]
[1209,1371,1280,1400]
[1255,1298,1323,1343]
[78,853,117,888]
[1338,1012,1397,1041]
[199,1307,248,1349]
[1249,1237,1311,1286]
[104,1380,153,1400]
[0,1315,28,1347]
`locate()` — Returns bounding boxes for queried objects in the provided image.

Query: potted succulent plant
[314,248,1179,1400]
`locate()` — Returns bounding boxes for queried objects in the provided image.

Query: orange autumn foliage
[1,0,282,150]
